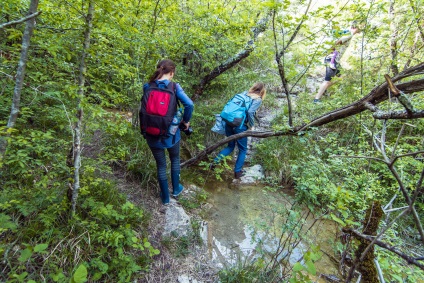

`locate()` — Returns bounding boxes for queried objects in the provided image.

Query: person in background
[143,59,194,205]
[313,23,360,103]
[212,82,266,179]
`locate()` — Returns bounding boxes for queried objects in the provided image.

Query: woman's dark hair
[149,59,176,83]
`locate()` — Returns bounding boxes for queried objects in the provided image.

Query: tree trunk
[389,0,399,76]
[71,1,94,214]
[0,0,39,155]
[192,13,271,100]
[273,0,312,127]
[345,202,384,283]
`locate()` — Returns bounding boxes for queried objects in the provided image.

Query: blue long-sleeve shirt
[143,79,194,149]
[246,95,262,128]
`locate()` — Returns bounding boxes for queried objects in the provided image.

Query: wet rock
[163,199,192,237]
[234,164,264,185]
[186,184,202,193]
[178,274,201,283]
[306,76,321,94]
[199,221,208,247]
[320,274,342,283]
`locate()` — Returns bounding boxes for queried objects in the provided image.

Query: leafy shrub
[0,122,157,282]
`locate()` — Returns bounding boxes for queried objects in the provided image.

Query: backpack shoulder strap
[166,81,176,93]
[168,82,181,108]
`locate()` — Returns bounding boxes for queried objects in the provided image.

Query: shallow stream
[200,178,340,280]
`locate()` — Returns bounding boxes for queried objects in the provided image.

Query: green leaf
[306,260,316,275]
[330,213,345,225]
[34,243,48,252]
[293,262,304,272]
[71,264,88,283]
[18,249,33,262]
[0,213,17,232]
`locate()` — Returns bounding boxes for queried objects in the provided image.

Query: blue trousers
[214,124,248,173]
[149,141,180,204]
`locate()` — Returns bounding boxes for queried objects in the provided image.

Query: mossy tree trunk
[356,202,384,282]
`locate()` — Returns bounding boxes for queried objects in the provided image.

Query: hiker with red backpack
[211,82,266,179]
[139,59,194,205]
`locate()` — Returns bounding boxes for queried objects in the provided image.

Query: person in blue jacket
[212,82,266,179]
[143,59,194,205]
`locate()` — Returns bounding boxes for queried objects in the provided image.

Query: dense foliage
[1,0,423,282]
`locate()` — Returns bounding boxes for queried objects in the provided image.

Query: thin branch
[344,228,424,270]
[387,162,424,245]
[0,12,41,29]
[373,110,424,120]
[411,169,424,204]
[280,0,312,54]
[392,124,406,159]
[391,150,424,166]
[364,102,378,112]
[330,155,387,164]
[383,193,398,211]
[380,120,389,162]
[374,258,386,283]
[384,206,409,213]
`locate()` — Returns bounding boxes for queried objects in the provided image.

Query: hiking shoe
[172,184,184,197]
[313,99,321,103]
[234,170,245,179]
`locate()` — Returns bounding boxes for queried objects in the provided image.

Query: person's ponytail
[149,59,176,83]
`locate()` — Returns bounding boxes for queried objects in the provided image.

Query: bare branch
[344,228,424,270]
[364,102,378,112]
[0,11,41,29]
[373,110,424,120]
[411,169,424,204]
[331,155,387,164]
[392,124,406,159]
[391,151,424,165]
[280,0,312,54]
[387,161,424,245]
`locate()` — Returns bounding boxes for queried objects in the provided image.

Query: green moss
[355,201,384,283]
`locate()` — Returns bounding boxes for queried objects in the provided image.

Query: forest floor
[113,166,219,283]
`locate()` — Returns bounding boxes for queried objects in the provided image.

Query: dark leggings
[149,142,180,202]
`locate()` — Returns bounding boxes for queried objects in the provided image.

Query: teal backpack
[220,91,252,128]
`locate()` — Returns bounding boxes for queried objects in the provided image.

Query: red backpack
[139,82,177,137]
